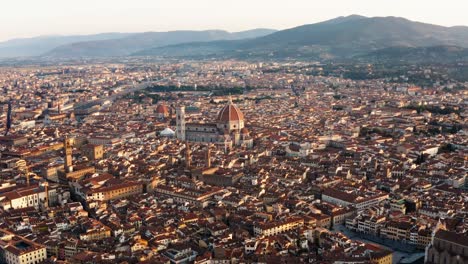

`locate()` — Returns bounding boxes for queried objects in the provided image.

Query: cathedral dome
[217,98,244,123]
[156,104,169,115]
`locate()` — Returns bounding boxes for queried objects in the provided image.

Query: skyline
[2,0,468,42]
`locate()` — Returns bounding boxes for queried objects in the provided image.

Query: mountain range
[0,29,276,58]
[2,15,468,62]
[133,15,468,61]
[44,29,276,58]
[0,33,134,58]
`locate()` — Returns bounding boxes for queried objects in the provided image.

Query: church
[175,97,253,149]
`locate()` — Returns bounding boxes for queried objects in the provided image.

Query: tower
[185,142,191,169]
[206,144,211,168]
[64,136,73,173]
[43,182,49,209]
[57,98,62,114]
[26,171,30,187]
[5,99,12,136]
[176,106,186,141]
[233,130,240,145]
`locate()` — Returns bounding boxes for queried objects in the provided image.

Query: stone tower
[206,144,212,168]
[185,142,191,169]
[176,106,186,141]
[64,136,73,173]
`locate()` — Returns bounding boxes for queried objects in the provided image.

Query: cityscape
[0,2,467,264]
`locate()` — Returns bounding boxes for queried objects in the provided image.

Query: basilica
[175,98,253,149]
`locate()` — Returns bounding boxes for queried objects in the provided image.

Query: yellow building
[370,249,393,264]
[79,221,111,242]
[254,217,304,237]
[0,229,47,264]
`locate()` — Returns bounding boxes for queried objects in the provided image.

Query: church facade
[176,98,253,149]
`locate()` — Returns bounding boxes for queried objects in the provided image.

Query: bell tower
[176,106,186,141]
[64,136,73,173]
[185,142,191,169]
[206,144,212,168]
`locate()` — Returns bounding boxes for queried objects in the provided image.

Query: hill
[45,29,277,57]
[357,45,468,63]
[0,33,134,58]
[134,15,468,60]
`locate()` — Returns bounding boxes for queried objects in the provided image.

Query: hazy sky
[2,0,467,41]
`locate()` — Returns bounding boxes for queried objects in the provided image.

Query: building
[162,244,198,264]
[160,127,176,137]
[0,229,47,264]
[346,214,386,236]
[176,97,253,149]
[72,175,143,208]
[79,221,112,242]
[253,217,304,237]
[0,157,27,171]
[44,113,68,125]
[64,137,73,173]
[0,184,58,210]
[59,137,97,182]
[322,188,389,210]
[201,167,244,187]
[155,103,170,119]
[154,185,223,208]
[81,144,104,161]
[0,135,28,146]
[425,230,468,264]
[370,249,393,264]
[87,136,121,146]
[390,198,407,214]
[380,221,413,242]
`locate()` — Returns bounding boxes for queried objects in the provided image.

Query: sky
[2,0,467,41]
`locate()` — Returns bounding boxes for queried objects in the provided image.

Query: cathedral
[175,97,253,149]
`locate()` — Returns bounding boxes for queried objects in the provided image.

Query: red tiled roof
[217,101,244,122]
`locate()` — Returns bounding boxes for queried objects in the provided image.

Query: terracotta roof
[436,230,468,247]
[156,104,169,114]
[217,101,244,122]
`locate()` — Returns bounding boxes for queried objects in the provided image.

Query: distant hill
[4,15,468,62]
[357,45,468,63]
[0,33,134,58]
[134,15,468,61]
[45,29,277,57]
